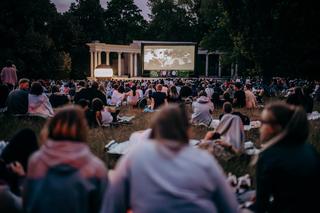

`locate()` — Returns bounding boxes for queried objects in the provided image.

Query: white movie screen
[143,45,195,71]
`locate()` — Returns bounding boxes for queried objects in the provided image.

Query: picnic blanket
[105,128,259,156]
[193,111,320,130]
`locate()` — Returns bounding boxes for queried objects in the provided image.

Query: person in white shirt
[110,85,125,106]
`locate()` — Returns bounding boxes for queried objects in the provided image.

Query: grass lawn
[1,100,320,181]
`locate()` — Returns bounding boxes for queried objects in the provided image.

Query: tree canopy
[0,0,319,80]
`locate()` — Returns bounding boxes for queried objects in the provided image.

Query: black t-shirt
[0,84,9,108]
[151,92,166,109]
[179,86,192,98]
[49,94,69,108]
[233,90,246,108]
[7,89,29,114]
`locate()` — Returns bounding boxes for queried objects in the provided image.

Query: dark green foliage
[0,0,319,80]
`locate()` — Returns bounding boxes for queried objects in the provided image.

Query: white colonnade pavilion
[87,41,237,78]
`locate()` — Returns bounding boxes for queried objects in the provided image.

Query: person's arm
[0,69,4,83]
[164,98,168,106]
[151,97,155,110]
[14,69,18,85]
[210,159,239,213]
[100,153,131,213]
[255,154,273,213]
[96,111,102,126]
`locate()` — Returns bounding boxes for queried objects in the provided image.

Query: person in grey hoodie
[191,91,215,127]
[101,104,239,213]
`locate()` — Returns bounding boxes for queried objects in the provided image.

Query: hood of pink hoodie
[38,140,92,169]
[197,96,210,104]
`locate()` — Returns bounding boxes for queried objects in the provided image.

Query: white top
[111,90,125,106]
[101,110,113,126]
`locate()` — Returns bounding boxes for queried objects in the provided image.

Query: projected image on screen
[144,45,195,70]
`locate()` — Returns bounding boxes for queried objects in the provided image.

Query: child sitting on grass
[92,98,113,127]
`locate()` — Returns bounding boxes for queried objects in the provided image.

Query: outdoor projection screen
[143,45,196,71]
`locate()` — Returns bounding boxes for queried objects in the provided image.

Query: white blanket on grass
[194,111,320,130]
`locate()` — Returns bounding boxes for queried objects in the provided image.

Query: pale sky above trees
[51,0,149,18]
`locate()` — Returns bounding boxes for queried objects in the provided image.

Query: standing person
[150,84,167,110]
[6,79,30,115]
[1,60,17,90]
[101,104,238,213]
[24,106,108,213]
[255,102,320,213]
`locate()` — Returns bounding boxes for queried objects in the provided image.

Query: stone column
[235,63,238,77]
[231,63,234,78]
[205,54,209,77]
[218,54,222,77]
[134,53,138,77]
[97,51,101,66]
[129,53,133,77]
[94,51,98,71]
[90,51,94,78]
[118,52,122,77]
[106,52,110,66]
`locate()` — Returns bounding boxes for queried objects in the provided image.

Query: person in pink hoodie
[24,106,108,213]
[1,60,17,90]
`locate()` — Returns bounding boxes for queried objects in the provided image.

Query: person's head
[245,84,252,90]
[91,98,104,112]
[118,85,124,93]
[170,86,178,95]
[5,60,13,67]
[19,78,30,90]
[156,84,162,92]
[77,99,89,110]
[294,87,303,96]
[223,102,233,114]
[30,82,44,96]
[44,106,88,143]
[259,102,309,145]
[235,83,242,91]
[51,85,60,93]
[0,128,38,171]
[198,90,207,97]
[150,104,189,145]
[131,85,137,96]
[91,81,99,90]
[78,80,86,88]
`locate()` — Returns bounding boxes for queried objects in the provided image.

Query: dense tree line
[0,0,319,80]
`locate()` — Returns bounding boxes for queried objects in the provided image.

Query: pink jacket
[1,67,17,85]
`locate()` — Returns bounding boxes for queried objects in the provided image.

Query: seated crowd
[1,76,320,213]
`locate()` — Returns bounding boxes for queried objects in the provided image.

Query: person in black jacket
[255,102,320,213]
[233,83,246,108]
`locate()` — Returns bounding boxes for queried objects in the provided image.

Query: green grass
[1,101,320,180]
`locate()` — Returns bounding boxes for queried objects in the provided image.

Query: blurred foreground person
[101,104,238,213]
[0,128,39,213]
[255,102,320,213]
[24,106,108,213]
